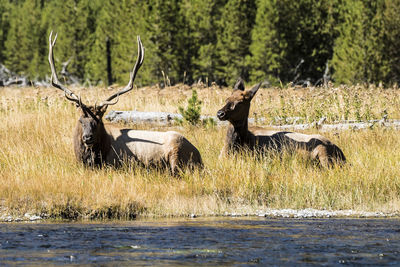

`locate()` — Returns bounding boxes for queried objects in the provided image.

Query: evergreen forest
[0,0,400,87]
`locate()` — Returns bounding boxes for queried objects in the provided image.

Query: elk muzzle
[217,109,227,120]
[82,132,95,147]
[80,119,96,147]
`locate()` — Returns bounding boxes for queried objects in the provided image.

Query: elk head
[48,31,144,148]
[217,78,261,126]
[75,105,107,147]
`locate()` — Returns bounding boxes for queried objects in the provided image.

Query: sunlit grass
[0,84,399,219]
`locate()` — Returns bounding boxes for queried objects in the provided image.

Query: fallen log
[105,110,184,125]
[105,110,400,131]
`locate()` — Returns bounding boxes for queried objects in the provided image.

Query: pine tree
[0,0,11,64]
[216,0,257,85]
[363,0,386,84]
[250,0,339,85]
[4,0,42,79]
[331,0,367,84]
[86,0,150,86]
[178,89,202,125]
[84,0,115,85]
[287,0,338,84]
[249,0,282,84]
[145,0,185,85]
[112,0,150,85]
[362,0,400,85]
[382,0,400,84]
[96,0,135,85]
[30,0,52,80]
[181,0,226,84]
[45,0,98,83]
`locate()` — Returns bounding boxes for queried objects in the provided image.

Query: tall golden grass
[0,84,399,219]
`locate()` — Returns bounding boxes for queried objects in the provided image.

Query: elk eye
[230,102,240,110]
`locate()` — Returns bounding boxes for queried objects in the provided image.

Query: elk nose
[217,110,225,119]
[82,134,93,144]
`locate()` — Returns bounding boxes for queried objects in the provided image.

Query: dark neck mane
[226,118,254,151]
[74,122,111,167]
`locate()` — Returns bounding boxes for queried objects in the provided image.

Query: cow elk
[48,32,202,173]
[217,79,346,167]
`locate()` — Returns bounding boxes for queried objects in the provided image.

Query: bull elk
[217,79,346,167]
[48,32,202,173]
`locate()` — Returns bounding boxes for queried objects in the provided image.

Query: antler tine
[98,35,144,108]
[48,31,81,106]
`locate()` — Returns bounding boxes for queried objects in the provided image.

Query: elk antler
[97,35,144,108]
[48,31,82,106]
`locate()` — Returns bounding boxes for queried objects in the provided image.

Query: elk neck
[227,115,254,149]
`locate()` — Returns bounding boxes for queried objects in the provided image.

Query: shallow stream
[1,217,399,265]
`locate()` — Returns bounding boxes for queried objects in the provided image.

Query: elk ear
[233,78,245,91]
[246,82,261,100]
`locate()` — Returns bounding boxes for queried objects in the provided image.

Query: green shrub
[177,89,202,125]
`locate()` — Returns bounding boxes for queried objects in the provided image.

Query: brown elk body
[217,79,346,167]
[48,32,202,173]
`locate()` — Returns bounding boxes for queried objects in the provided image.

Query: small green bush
[178,89,202,125]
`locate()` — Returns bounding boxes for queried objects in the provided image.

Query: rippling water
[1,217,400,266]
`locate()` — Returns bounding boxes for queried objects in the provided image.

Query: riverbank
[1,84,400,220]
[1,208,399,222]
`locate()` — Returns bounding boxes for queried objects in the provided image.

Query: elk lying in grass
[217,79,346,167]
[48,32,202,173]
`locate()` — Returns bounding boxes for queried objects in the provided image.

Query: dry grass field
[1,84,400,219]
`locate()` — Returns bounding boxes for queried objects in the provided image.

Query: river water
[1,217,399,266]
